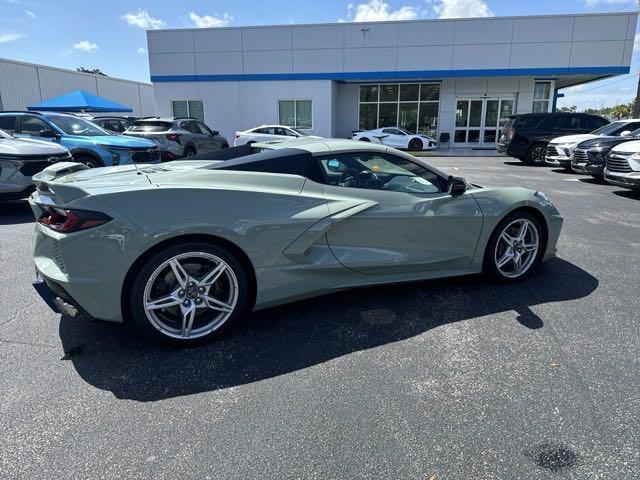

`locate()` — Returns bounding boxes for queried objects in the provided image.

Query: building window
[358,83,440,138]
[532,82,551,113]
[171,100,204,121]
[278,100,312,129]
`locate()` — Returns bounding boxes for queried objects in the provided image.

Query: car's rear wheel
[525,143,547,165]
[128,242,249,346]
[184,146,197,157]
[408,138,423,151]
[484,211,545,282]
[76,156,102,168]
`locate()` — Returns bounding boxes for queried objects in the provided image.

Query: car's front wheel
[484,211,545,281]
[408,138,423,151]
[128,242,249,346]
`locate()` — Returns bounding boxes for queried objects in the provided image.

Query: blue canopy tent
[28,90,133,113]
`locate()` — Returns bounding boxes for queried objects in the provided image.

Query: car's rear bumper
[604,169,640,190]
[32,271,95,319]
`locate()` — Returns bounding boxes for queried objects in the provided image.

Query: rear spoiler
[31,162,90,205]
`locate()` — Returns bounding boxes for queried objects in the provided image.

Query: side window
[0,115,17,133]
[184,121,201,134]
[548,115,579,131]
[284,129,298,137]
[197,122,213,135]
[317,152,445,194]
[581,116,606,131]
[20,116,51,135]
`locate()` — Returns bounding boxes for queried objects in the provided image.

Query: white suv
[604,140,640,191]
[234,125,320,146]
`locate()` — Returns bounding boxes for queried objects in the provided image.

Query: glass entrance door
[454,98,514,147]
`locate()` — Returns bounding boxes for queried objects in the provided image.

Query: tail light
[507,128,516,141]
[38,207,111,233]
[165,133,182,144]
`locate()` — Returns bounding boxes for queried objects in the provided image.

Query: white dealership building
[148,11,637,149]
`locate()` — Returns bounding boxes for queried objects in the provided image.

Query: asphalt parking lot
[1,156,638,479]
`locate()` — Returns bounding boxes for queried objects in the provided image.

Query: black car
[497,113,609,165]
[571,130,640,179]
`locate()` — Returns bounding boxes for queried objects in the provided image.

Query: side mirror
[620,130,632,136]
[448,175,467,196]
[212,130,219,136]
[40,130,59,139]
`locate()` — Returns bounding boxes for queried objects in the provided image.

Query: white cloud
[0,32,24,43]
[122,9,165,29]
[137,47,147,54]
[188,11,233,28]
[432,0,493,19]
[73,40,98,53]
[346,0,419,22]
[24,9,35,18]
[583,0,634,7]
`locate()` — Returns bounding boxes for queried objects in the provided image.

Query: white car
[234,125,321,146]
[545,119,640,170]
[351,128,437,151]
[604,139,640,191]
[0,128,72,200]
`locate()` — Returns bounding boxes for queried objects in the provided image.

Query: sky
[0,0,639,110]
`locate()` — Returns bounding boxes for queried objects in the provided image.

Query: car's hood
[549,134,597,145]
[610,139,640,154]
[0,137,69,156]
[65,134,156,148]
[577,135,637,149]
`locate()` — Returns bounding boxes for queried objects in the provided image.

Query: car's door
[197,121,223,150]
[378,128,406,148]
[0,115,18,134]
[317,151,484,274]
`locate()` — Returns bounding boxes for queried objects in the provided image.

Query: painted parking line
[563,178,582,181]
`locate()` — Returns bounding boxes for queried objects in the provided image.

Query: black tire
[128,242,250,346]
[408,138,423,152]
[359,137,371,142]
[76,155,103,168]
[483,211,546,282]
[184,146,197,157]
[525,142,547,165]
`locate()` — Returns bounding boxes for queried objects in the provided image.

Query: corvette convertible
[351,128,438,151]
[30,139,562,345]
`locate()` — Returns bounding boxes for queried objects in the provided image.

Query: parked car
[571,128,640,179]
[234,125,321,146]
[351,128,437,151]
[603,140,640,191]
[545,119,640,170]
[0,111,159,168]
[497,113,609,165]
[90,116,134,134]
[0,128,73,200]
[30,139,562,346]
[124,117,229,161]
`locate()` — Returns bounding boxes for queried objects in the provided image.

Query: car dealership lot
[0,157,638,479]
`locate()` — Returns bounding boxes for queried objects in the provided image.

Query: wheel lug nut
[198,286,205,293]
[188,282,195,288]
[183,300,190,306]
[178,290,185,297]
[196,298,203,304]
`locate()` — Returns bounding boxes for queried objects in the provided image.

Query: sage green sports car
[30,139,563,345]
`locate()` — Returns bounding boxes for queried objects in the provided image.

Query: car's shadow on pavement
[612,190,640,200]
[58,258,598,402]
[0,200,33,225]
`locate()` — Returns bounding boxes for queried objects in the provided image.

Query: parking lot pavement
[0,157,638,479]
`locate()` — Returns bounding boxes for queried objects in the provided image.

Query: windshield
[0,129,11,139]
[129,121,173,132]
[591,122,626,136]
[398,128,413,135]
[47,115,109,136]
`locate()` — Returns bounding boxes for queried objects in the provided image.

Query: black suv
[498,113,609,164]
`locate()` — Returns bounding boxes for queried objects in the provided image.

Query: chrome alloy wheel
[143,252,239,340]
[494,219,540,278]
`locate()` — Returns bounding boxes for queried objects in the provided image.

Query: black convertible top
[204,147,325,183]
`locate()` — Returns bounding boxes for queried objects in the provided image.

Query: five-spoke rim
[143,252,238,340]
[494,219,539,278]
